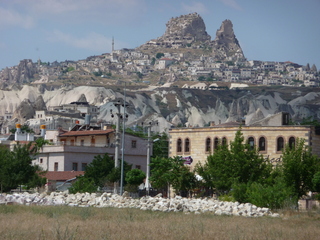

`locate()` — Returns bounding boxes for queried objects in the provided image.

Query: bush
[68,176,97,194]
[241,180,297,210]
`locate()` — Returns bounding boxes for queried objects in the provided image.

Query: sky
[1,0,320,70]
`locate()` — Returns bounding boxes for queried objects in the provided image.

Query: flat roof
[59,129,114,137]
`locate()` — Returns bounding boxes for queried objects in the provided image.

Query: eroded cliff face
[160,13,211,44]
[1,85,320,132]
[140,13,245,61]
[212,19,245,61]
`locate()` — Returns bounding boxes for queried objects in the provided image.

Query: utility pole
[120,85,127,196]
[144,121,158,195]
[110,95,129,195]
[111,101,121,194]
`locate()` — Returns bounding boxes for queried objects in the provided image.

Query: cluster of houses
[29,48,319,87]
[2,46,317,88]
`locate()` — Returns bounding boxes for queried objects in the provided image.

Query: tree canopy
[196,129,271,194]
[69,153,132,194]
[150,156,196,196]
[0,143,46,192]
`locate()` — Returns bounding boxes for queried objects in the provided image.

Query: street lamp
[110,100,128,195]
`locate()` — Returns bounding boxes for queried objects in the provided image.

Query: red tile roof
[59,129,114,137]
[45,171,84,181]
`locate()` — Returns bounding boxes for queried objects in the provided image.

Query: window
[277,137,284,152]
[248,137,255,150]
[60,139,66,145]
[91,137,95,147]
[222,137,227,146]
[289,137,295,149]
[70,139,75,146]
[177,138,182,153]
[214,137,219,149]
[258,137,266,152]
[131,140,137,148]
[80,139,84,146]
[185,138,190,153]
[135,165,141,170]
[72,162,78,171]
[81,163,87,171]
[40,158,43,164]
[205,137,211,152]
[54,162,58,171]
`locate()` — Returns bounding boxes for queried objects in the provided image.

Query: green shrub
[245,180,297,210]
[218,194,235,202]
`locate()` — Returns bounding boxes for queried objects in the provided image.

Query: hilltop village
[0,13,318,89]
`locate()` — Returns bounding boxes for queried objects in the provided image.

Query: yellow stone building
[169,113,320,168]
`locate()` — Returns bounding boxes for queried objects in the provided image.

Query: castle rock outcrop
[212,19,245,61]
[156,13,211,47]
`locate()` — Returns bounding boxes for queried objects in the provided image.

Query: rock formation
[154,13,211,47]
[1,85,320,133]
[212,19,245,61]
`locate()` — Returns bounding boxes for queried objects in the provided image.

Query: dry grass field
[1,205,320,240]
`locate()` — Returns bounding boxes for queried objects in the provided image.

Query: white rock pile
[0,192,280,217]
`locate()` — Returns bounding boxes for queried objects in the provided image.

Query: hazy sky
[1,0,319,70]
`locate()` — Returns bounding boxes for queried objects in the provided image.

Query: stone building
[33,128,149,172]
[169,113,320,168]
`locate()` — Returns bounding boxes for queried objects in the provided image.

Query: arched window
[248,137,255,150]
[205,137,211,152]
[277,137,284,152]
[222,137,227,146]
[177,138,182,153]
[185,138,190,153]
[289,137,295,149]
[258,137,266,151]
[214,137,219,149]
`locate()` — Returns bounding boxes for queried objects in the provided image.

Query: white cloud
[0,7,34,29]
[9,0,146,24]
[181,2,208,14]
[47,30,114,52]
[218,0,242,11]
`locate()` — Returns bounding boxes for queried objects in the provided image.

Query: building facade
[169,123,320,168]
[33,128,149,172]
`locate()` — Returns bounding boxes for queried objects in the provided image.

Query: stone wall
[0,192,279,217]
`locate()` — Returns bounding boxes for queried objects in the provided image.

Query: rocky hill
[139,13,244,61]
[0,13,319,131]
[0,13,245,88]
[1,84,320,133]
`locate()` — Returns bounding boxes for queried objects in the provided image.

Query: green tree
[152,132,169,158]
[69,176,97,194]
[149,156,172,190]
[281,138,320,198]
[136,72,143,79]
[312,171,320,192]
[69,153,132,193]
[196,129,271,194]
[156,53,164,59]
[0,143,46,192]
[150,156,196,196]
[198,76,206,81]
[125,169,146,186]
[83,154,116,187]
[124,169,146,192]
